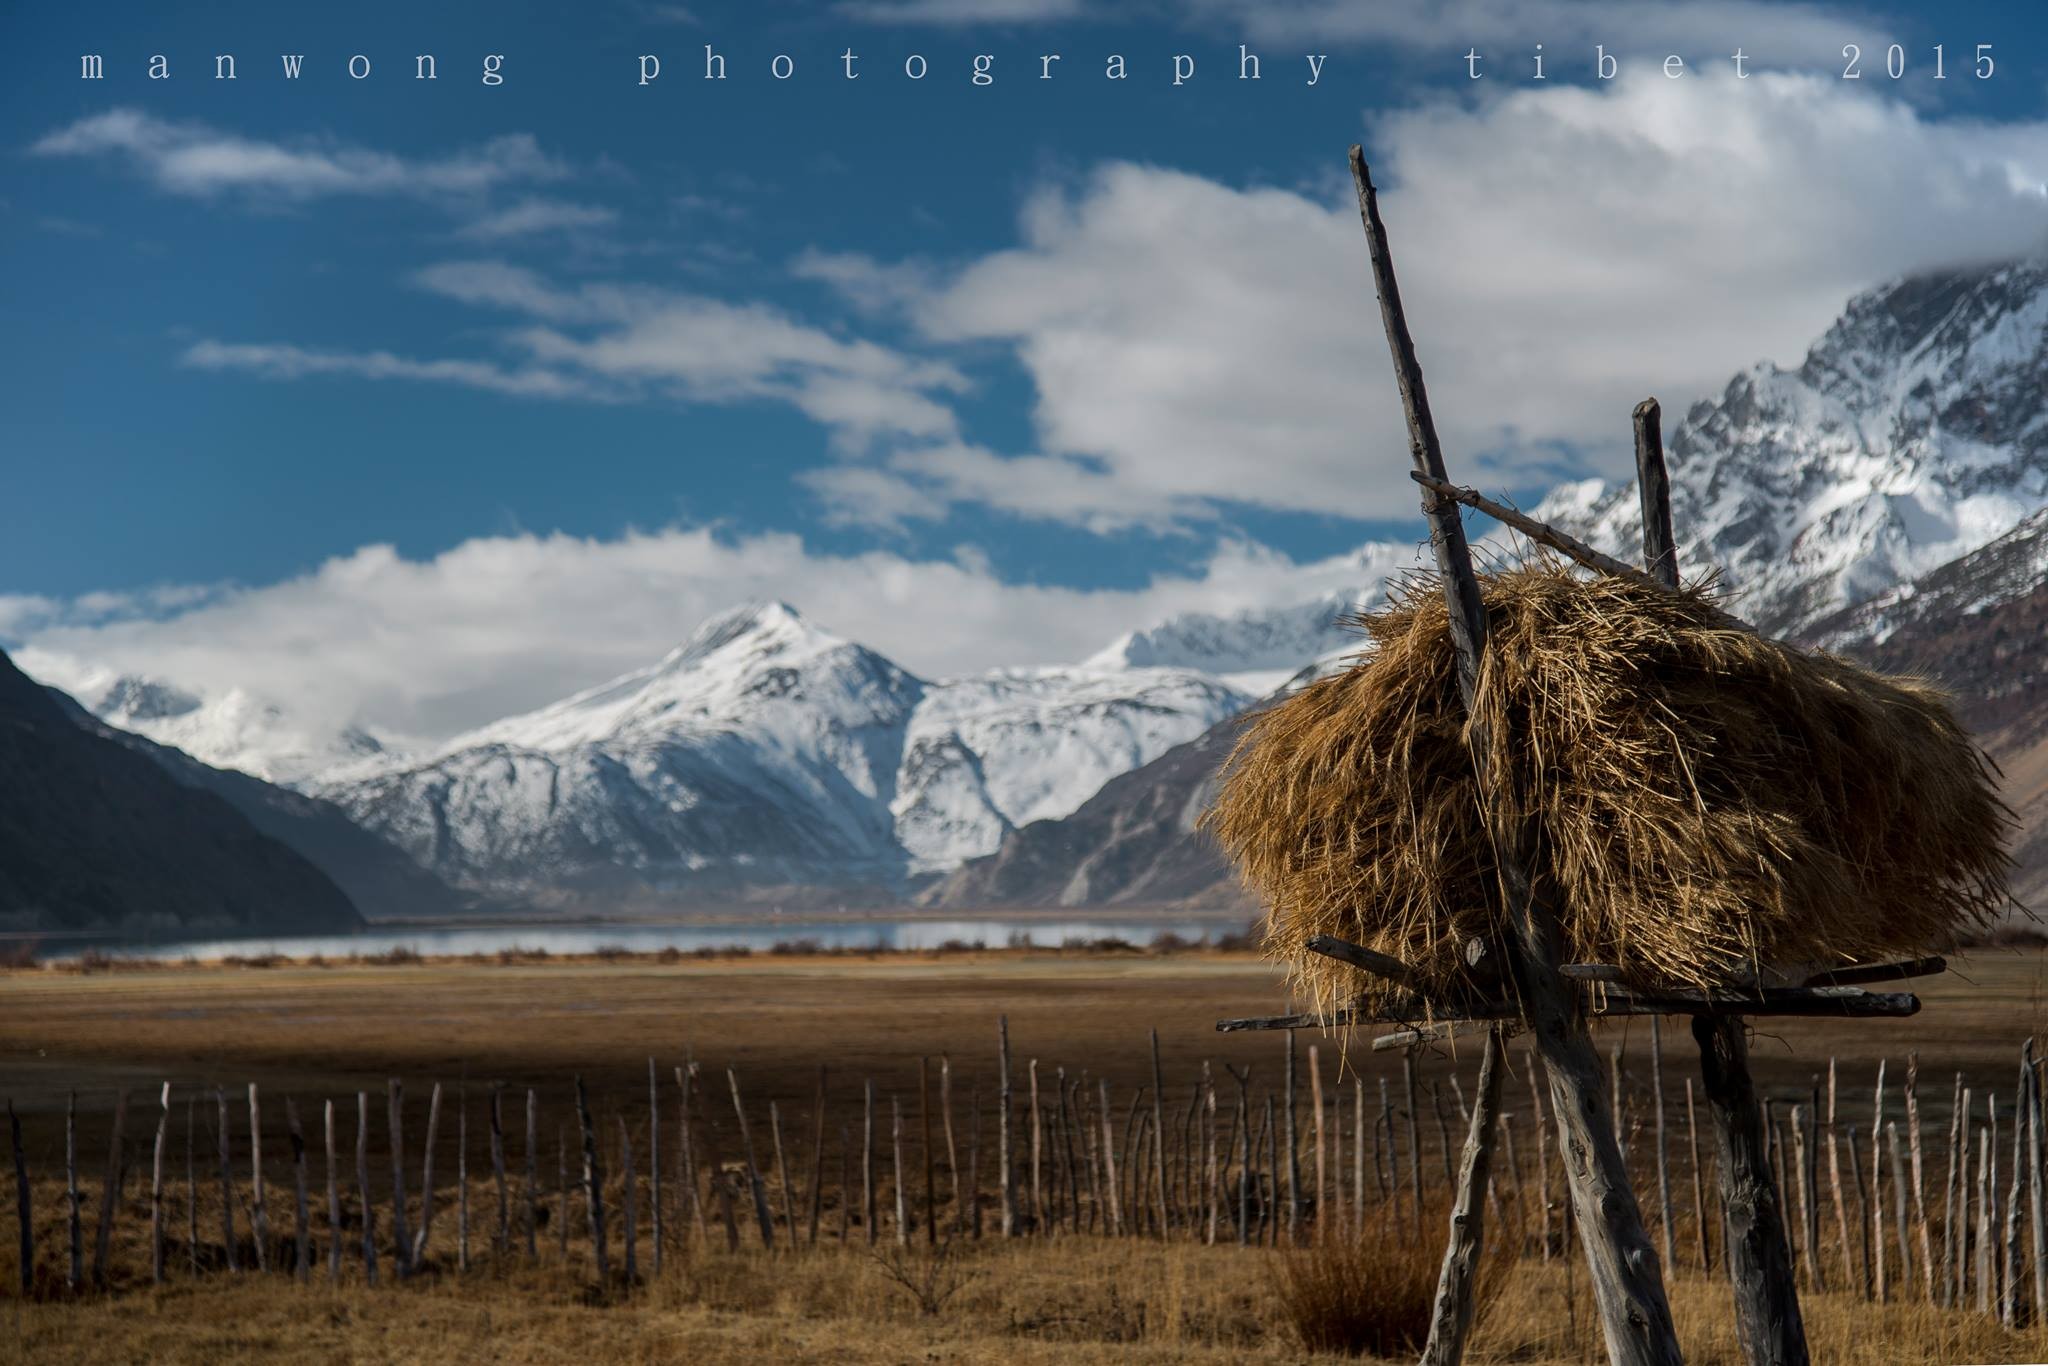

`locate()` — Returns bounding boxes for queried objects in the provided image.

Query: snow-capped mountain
[309,602,1248,900]
[1537,262,2048,634]
[66,670,389,784]
[1085,592,1365,695]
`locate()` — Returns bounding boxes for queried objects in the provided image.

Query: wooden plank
[1421,1027,1505,1366]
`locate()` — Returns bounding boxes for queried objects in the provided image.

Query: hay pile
[1205,565,2013,1017]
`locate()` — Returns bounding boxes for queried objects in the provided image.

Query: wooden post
[619,1117,637,1284]
[1099,1078,1124,1236]
[525,1089,539,1260]
[2027,1042,2047,1321]
[1421,1027,1505,1366]
[840,1122,854,1243]
[770,1101,799,1243]
[1848,1123,1871,1299]
[489,1085,508,1254]
[1826,1062,1851,1294]
[1695,1016,1808,1363]
[1284,1034,1300,1243]
[676,1064,707,1246]
[1873,1062,1888,1301]
[1976,1125,1993,1313]
[356,1091,377,1285]
[91,1089,125,1285]
[969,1085,984,1238]
[1354,1077,1367,1235]
[725,1069,775,1249]
[891,1097,909,1248]
[2002,1069,2028,1326]
[186,1095,199,1277]
[1205,1068,1220,1245]
[1028,1058,1044,1233]
[1351,147,1680,1364]
[151,1082,170,1284]
[1944,1077,1964,1307]
[997,1016,1015,1238]
[1309,1045,1326,1242]
[216,1087,236,1274]
[1885,1123,1916,1306]
[8,1100,30,1297]
[324,1100,341,1282]
[66,1092,81,1288]
[1650,1018,1675,1273]
[286,1098,309,1279]
[574,1077,607,1283]
[863,1078,877,1245]
[1789,1106,1819,1290]
[1686,1079,1709,1271]
[458,1093,470,1272]
[920,1058,936,1247]
[940,1057,960,1236]
[808,1066,828,1246]
[386,1080,409,1279]
[1631,389,1802,1361]
[1403,1054,1423,1227]
[646,1062,660,1275]
[247,1084,268,1273]
[409,1084,441,1267]
[1904,1057,1933,1302]
[559,1125,574,1258]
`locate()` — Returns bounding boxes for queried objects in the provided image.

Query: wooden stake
[1686,1079,1708,1272]
[1099,1078,1124,1236]
[921,1058,936,1247]
[863,1078,877,1245]
[940,1056,960,1236]
[968,1085,984,1238]
[676,1064,707,1246]
[1403,1054,1423,1229]
[286,1097,309,1279]
[997,1016,1015,1238]
[1826,1061,1851,1295]
[619,1117,637,1285]
[325,1099,341,1282]
[387,1080,409,1279]
[90,1089,125,1286]
[356,1091,377,1285]
[216,1088,236,1274]
[489,1084,508,1254]
[8,1100,30,1297]
[646,1062,660,1275]
[1789,1106,1819,1290]
[770,1101,798,1243]
[2027,1042,2047,1321]
[1944,1077,1964,1308]
[1651,1017,1675,1273]
[525,1089,539,1260]
[412,1082,442,1267]
[186,1095,199,1277]
[247,1084,268,1273]
[1285,1034,1301,1243]
[1028,1057,1044,1234]
[808,1065,828,1246]
[1421,1027,1505,1366]
[1309,1045,1326,1243]
[891,1097,909,1248]
[1848,1123,1871,1300]
[1873,1062,1888,1301]
[1975,1123,1992,1314]
[457,1093,469,1272]
[66,1093,81,1288]
[2002,1069,2028,1326]
[1886,1122,1916,1306]
[151,1083,170,1284]
[725,1069,774,1249]
[574,1076,607,1282]
[1905,1056,1933,1302]
[1148,1030,1168,1235]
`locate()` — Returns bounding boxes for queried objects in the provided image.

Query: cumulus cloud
[13,529,1419,746]
[799,71,2048,525]
[32,109,567,202]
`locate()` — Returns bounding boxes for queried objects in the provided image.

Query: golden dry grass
[1208,566,2014,1015]
[9,1229,2048,1363]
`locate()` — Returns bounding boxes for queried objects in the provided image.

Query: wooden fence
[6,1020,2047,1327]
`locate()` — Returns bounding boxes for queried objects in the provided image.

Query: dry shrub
[1270,1202,1512,1357]
[1208,565,2015,1014]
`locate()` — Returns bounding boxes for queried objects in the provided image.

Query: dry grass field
[6,942,2048,1362]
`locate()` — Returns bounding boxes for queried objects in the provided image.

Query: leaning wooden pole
[1421,1026,1507,1366]
[1635,394,1807,1366]
[1348,145,1681,1366]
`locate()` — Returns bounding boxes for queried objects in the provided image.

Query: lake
[43,914,1246,963]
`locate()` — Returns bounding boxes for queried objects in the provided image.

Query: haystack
[1206,564,2013,1017]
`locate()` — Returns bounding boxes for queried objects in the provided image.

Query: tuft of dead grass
[1207,565,2015,1016]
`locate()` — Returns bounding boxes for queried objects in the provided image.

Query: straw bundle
[1205,565,2014,1017]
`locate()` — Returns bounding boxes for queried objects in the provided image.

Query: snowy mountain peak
[1539,261,2048,634]
[666,598,818,667]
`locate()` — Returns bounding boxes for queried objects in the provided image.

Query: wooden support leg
[1422,1027,1506,1366]
[1695,1015,1808,1366]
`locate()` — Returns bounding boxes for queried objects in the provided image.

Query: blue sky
[6,0,2048,740]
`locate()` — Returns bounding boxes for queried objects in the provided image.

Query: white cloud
[13,529,1415,745]
[32,109,567,202]
[812,72,2048,525]
[456,198,618,241]
[189,260,971,446]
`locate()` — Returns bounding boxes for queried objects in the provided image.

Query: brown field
[5,943,2048,1362]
